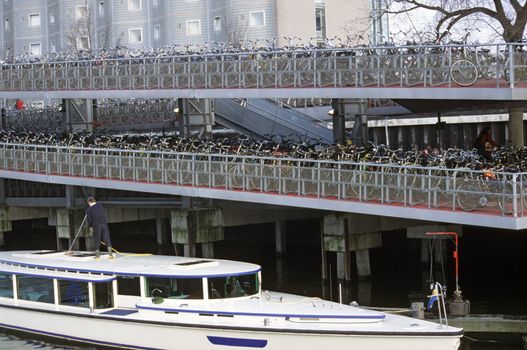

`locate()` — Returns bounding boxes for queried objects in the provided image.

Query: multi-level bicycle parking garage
[1,43,527,229]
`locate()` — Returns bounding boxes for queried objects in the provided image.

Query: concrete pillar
[357,281,372,306]
[0,206,11,248]
[275,221,287,257]
[509,107,524,148]
[323,214,349,282]
[55,209,90,251]
[275,258,288,291]
[170,208,224,258]
[156,217,169,246]
[179,99,215,138]
[201,242,214,259]
[355,249,371,278]
[332,114,346,144]
[63,99,95,132]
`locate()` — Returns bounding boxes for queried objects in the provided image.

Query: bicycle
[456,169,515,214]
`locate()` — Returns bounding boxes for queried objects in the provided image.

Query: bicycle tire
[456,181,480,212]
[450,59,478,86]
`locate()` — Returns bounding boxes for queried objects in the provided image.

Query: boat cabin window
[117,276,141,296]
[59,280,89,308]
[94,282,113,309]
[208,273,258,299]
[17,275,54,303]
[145,277,203,299]
[0,273,13,298]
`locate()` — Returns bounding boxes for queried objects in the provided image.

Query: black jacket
[86,202,108,227]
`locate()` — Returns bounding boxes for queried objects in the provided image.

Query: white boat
[0,250,463,350]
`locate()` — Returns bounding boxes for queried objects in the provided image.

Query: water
[1,220,525,349]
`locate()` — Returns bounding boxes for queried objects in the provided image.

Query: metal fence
[0,142,525,217]
[1,43,526,92]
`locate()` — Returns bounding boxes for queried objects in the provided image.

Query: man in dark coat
[86,196,113,259]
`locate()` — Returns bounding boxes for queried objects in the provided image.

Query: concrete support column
[63,99,95,132]
[156,217,169,246]
[179,99,215,138]
[322,214,350,283]
[55,209,90,251]
[201,243,214,259]
[275,221,287,257]
[336,251,350,282]
[509,107,524,148]
[355,249,371,278]
[332,114,346,144]
[170,208,224,258]
[0,206,11,247]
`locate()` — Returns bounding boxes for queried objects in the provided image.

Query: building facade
[0,0,372,57]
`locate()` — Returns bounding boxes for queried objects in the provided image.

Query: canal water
[1,219,525,349]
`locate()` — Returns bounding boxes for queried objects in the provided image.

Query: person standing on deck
[86,196,113,259]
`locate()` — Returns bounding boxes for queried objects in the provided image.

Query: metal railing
[0,142,525,217]
[1,43,527,92]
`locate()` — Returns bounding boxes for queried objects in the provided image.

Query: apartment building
[0,0,372,56]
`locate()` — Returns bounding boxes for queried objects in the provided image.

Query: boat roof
[0,250,261,278]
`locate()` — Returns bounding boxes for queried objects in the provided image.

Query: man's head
[87,196,96,206]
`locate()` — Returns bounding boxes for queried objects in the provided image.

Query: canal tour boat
[0,250,463,350]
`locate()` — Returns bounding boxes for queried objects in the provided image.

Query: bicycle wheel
[456,181,481,212]
[450,60,478,86]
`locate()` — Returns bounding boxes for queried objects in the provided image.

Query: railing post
[192,154,196,187]
[509,43,515,88]
[380,165,385,203]
[513,173,518,218]
[452,170,458,210]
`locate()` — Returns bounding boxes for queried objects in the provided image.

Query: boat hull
[0,304,461,350]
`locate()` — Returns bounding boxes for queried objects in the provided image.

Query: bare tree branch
[388,0,527,42]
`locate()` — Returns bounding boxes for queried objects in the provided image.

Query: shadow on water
[1,219,526,349]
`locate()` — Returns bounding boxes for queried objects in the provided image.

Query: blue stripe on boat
[207,336,268,348]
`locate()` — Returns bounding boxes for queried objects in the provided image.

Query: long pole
[68,214,87,252]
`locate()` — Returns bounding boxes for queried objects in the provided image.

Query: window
[315,0,326,39]
[28,13,41,27]
[29,43,41,56]
[208,273,258,299]
[154,24,160,40]
[128,0,141,11]
[99,2,105,16]
[117,276,140,296]
[94,282,113,309]
[129,28,143,43]
[153,0,158,5]
[17,275,54,303]
[213,16,221,31]
[50,41,56,53]
[59,280,89,307]
[146,277,203,299]
[76,5,88,20]
[50,12,55,24]
[4,18,8,30]
[186,20,201,36]
[250,11,265,27]
[0,274,13,298]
